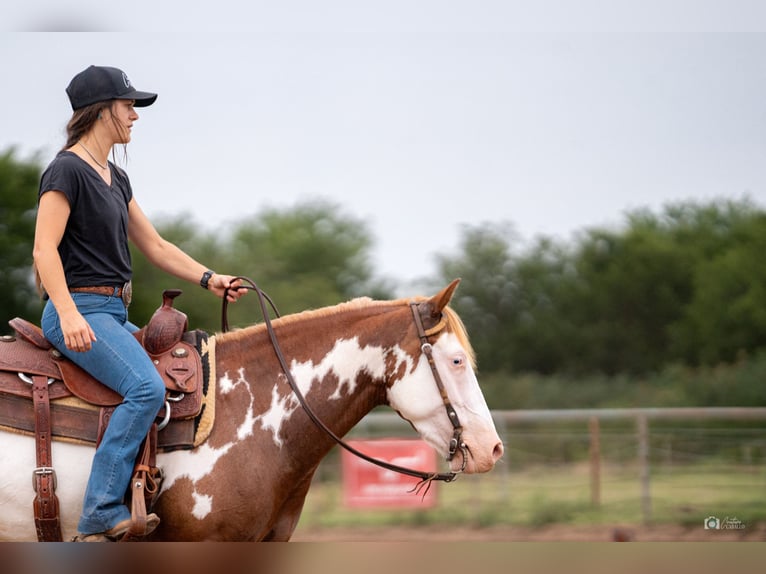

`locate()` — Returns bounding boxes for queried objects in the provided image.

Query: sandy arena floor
[291,522,766,542]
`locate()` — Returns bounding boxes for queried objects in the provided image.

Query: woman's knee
[123,373,166,408]
[146,376,167,408]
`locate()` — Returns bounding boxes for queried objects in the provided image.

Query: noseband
[222,277,467,486]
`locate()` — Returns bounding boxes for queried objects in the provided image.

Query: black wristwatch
[200,270,215,290]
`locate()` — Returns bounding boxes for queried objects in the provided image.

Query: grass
[295,461,766,531]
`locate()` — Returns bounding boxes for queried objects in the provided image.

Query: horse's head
[387,279,504,474]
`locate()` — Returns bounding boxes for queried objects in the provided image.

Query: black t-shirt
[39,151,133,288]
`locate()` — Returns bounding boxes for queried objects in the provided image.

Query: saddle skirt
[0,291,214,451]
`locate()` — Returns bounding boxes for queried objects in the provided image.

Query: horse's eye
[452,357,464,366]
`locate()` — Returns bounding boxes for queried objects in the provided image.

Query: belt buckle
[121,281,133,307]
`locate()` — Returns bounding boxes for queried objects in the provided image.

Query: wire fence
[306,408,766,529]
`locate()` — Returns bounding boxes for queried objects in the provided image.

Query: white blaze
[386,331,496,463]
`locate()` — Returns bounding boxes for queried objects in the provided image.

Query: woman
[33,65,245,542]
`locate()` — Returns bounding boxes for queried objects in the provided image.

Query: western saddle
[0,290,208,542]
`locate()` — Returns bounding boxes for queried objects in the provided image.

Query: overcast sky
[3,5,766,288]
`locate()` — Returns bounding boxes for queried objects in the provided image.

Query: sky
[3,3,766,290]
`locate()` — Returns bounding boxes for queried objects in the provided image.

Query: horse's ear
[429,278,461,315]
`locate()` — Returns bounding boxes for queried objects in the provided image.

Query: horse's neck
[211,314,392,468]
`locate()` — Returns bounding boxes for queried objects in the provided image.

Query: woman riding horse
[33,65,245,541]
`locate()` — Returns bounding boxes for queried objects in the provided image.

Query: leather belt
[70,281,132,307]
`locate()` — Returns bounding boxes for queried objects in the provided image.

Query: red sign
[341,439,438,508]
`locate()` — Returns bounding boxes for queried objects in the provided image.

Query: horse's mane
[216,296,476,368]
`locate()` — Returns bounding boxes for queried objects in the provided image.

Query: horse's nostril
[492,442,504,462]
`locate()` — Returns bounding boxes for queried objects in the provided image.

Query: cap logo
[122,72,132,89]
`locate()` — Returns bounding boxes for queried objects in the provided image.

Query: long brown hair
[61,100,128,163]
[35,101,130,298]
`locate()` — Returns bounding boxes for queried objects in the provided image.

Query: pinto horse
[0,280,503,541]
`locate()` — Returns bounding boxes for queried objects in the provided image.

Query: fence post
[637,413,651,524]
[589,416,601,507]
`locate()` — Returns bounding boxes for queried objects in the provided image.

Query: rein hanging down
[221,277,465,488]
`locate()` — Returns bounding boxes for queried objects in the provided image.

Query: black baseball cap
[66,65,158,111]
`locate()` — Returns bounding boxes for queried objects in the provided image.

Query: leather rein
[221,277,466,488]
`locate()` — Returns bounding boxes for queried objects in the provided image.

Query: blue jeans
[42,293,165,535]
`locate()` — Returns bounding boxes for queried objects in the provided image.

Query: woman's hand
[207,274,247,302]
[59,309,97,352]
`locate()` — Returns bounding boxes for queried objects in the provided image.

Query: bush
[477,353,766,410]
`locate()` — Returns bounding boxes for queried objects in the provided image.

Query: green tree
[128,200,394,333]
[568,220,690,374]
[128,214,226,331]
[434,222,519,373]
[435,197,766,378]
[671,209,766,365]
[505,237,581,375]
[0,148,43,329]
[225,200,392,316]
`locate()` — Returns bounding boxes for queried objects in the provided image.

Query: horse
[0,279,503,541]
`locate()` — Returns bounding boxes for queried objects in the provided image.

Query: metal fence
[325,408,766,527]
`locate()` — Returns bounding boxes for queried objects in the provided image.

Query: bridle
[408,301,467,468]
[221,277,467,488]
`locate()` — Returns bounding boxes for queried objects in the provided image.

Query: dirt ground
[292,523,766,542]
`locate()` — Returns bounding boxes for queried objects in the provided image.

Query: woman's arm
[127,198,245,301]
[33,191,97,352]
